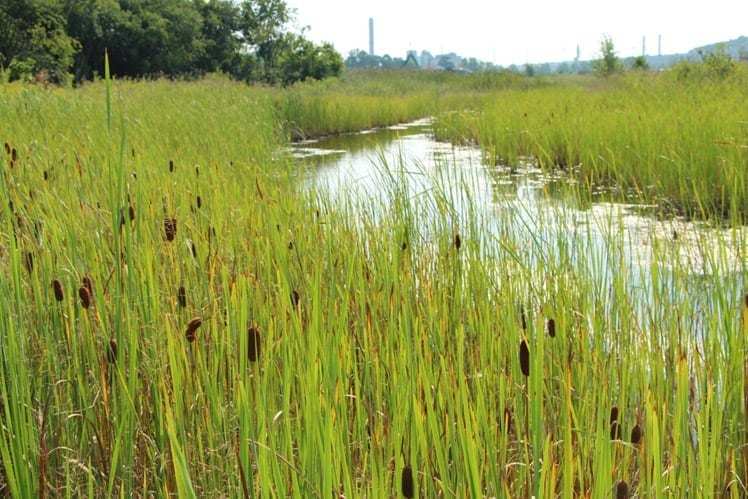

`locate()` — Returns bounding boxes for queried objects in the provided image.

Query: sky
[285,0,748,65]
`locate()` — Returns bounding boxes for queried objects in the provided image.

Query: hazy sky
[285,0,747,65]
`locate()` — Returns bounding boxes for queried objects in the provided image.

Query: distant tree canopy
[0,0,343,85]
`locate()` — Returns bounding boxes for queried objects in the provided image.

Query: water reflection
[293,120,747,287]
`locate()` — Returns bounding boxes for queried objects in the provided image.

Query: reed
[0,70,743,498]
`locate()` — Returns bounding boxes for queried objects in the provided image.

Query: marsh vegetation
[0,63,746,497]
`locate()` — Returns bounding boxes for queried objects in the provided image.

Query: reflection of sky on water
[292,121,747,332]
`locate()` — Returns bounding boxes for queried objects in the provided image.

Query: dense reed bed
[0,71,746,498]
[434,68,748,221]
[274,70,531,139]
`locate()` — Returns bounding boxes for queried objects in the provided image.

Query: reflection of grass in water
[0,73,745,498]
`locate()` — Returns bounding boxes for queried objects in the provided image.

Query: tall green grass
[0,73,745,497]
[434,69,748,221]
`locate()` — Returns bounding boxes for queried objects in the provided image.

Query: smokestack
[369,18,374,56]
[642,36,646,56]
[658,35,662,56]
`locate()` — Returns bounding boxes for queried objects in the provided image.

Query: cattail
[247,325,261,362]
[79,286,92,309]
[610,406,621,439]
[186,317,202,343]
[11,148,17,162]
[164,218,177,241]
[630,424,642,445]
[610,406,619,425]
[401,466,414,498]
[43,170,48,181]
[190,241,197,258]
[107,338,118,364]
[291,290,300,308]
[547,318,556,338]
[82,276,93,295]
[177,286,187,307]
[454,233,461,251]
[169,160,174,172]
[196,196,202,209]
[616,480,629,499]
[23,252,33,274]
[195,166,200,177]
[3,143,9,155]
[128,205,135,222]
[52,279,64,302]
[519,340,530,377]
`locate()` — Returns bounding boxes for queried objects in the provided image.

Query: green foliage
[592,36,622,77]
[271,35,343,86]
[0,0,342,85]
[701,45,737,78]
[0,0,78,83]
[672,46,738,82]
[631,55,649,71]
[0,74,745,496]
[433,70,748,219]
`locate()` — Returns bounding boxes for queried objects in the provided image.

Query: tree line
[0,0,343,85]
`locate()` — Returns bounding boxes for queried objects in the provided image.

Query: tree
[592,36,621,77]
[631,55,649,71]
[2,0,342,85]
[0,0,78,83]
[272,34,342,85]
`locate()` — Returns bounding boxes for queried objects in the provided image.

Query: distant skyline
[285,0,748,65]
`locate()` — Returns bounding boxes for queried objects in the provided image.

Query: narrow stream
[290,119,746,327]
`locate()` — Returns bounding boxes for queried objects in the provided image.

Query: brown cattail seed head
[247,325,261,362]
[169,160,174,172]
[107,338,118,364]
[177,286,187,308]
[52,279,64,302]
[196,196,202,209]
[631,424,643,445]
[616,480,629,499]
[79,286,92,309]
[547,318,556,338]
[610,406,619,424]
[83,276,93,295]
[454,234,461,250]
[611,421,621,440]
[519,340,530,377]
[164,218,177,241]
[186,317,202,343]
[128,205,135,222]
[11,148,17,162]
[401,466,414,498]
[610,406,621,439]
[291,290,300,308]
[3,143,9,155]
